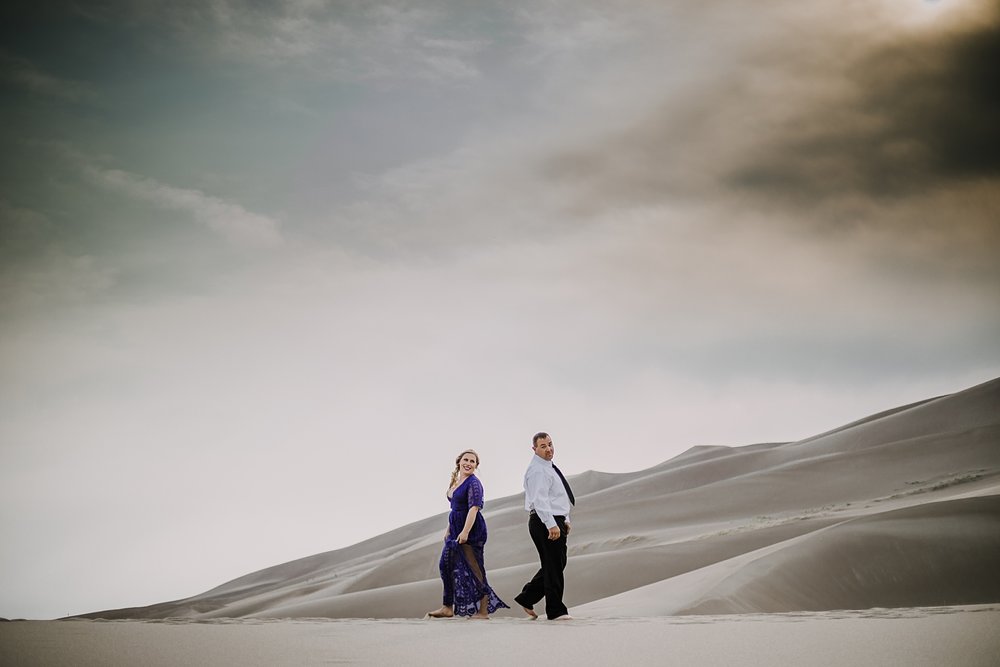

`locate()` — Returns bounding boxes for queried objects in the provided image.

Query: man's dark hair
[532,432,550,447]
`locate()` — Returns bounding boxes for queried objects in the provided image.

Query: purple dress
[438,475,509,616]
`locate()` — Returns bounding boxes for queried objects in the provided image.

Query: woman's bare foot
[426,606,454,618]
[470,595,490,620]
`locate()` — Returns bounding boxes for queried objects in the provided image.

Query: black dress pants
[515,513,568,619]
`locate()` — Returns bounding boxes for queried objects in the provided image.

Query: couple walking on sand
[426,432,576,621]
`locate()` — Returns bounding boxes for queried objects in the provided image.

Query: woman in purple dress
[426,449,509,619]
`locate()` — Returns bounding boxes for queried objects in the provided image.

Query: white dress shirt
[523,455,572,530]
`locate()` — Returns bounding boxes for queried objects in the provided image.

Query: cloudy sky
[2,0,998,619]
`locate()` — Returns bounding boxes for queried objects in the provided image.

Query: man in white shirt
[514,432,576,621]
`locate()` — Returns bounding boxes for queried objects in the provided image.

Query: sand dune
[78,377,1000,620]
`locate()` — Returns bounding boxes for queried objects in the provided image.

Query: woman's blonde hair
[449,449,480,490]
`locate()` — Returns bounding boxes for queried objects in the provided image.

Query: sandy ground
[4,606,1000,667]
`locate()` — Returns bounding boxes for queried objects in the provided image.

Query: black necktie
[552,464,575,506]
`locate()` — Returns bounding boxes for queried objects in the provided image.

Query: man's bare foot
[426,606,454,618]
[551,614,574,621]
[520,606,538,620]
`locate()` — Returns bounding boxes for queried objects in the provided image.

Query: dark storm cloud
[538,5,1000,215]
[730,16,1000,202]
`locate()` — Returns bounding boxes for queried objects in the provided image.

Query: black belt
[529,511,566,519]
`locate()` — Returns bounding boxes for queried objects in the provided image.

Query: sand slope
[78,377,1000,619]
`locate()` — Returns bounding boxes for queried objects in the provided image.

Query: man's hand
[547,526,561,540]
[564,522,571,536]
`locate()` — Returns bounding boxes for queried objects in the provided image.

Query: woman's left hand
[457,531,469,544]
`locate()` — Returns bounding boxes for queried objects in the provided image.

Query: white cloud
[85,165,282,248]
[0,249,117,319]
[0,53,96,102]
[0,202,118,316]
[146,0,487,83]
